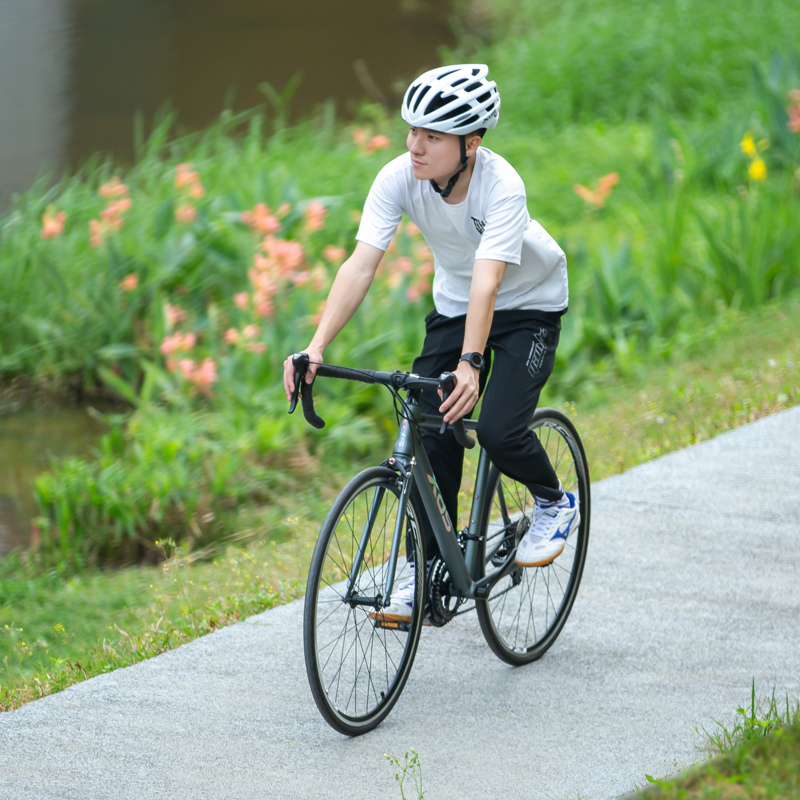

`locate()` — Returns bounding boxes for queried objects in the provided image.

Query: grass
[631,682,800,798]
[3,293,799,710]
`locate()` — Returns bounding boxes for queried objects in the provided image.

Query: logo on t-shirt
[471,216,486,235]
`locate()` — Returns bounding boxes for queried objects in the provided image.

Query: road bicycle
[288,352,591,736]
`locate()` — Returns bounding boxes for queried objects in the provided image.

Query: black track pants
[411,307,565,560]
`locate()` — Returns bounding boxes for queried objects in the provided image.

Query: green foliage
[1,0,800,567]
[385,749,426,800]
[700,680,800,756]
[637,683,800,798]
[453,0,800,127]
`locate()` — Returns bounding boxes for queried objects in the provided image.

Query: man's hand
[284,347,324,401]
[439,360,480,424]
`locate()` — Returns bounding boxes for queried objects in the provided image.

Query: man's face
[406,126,462,183]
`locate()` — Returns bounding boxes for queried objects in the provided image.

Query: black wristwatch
[459,351,485,371]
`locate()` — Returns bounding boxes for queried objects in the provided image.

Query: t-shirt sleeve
[474,192,528,266]
[355,164,404,251]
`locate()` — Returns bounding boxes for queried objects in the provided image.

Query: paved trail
[2,407,799,800]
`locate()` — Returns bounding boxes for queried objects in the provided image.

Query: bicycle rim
[476,409,591,665]
[303,467,425,735]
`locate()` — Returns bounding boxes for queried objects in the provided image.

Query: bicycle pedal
[372,618,411,632]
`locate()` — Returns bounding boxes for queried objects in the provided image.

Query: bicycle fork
[342,470,413,610]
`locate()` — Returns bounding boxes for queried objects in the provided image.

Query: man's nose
[408,136,424,154]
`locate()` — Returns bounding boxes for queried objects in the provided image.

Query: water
[0,406,109,557]
[0,0,454,203]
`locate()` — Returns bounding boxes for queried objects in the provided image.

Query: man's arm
[440,258,507,424]
[283,241,385,399]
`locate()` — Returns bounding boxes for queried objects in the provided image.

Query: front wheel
[475,408,591,665]
[303,466,426,735]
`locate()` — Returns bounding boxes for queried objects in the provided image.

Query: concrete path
[2,407,799,800]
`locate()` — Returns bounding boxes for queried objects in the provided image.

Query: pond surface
[0,0,454,204]
[0,407,109,557]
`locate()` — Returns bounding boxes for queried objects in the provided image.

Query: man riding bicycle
[283,64,579,623]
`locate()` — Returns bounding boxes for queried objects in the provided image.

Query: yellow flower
[748,158,767,181]
[740,133,756,157]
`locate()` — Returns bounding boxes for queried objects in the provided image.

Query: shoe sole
[514,540,566,568]
[368,611,412,625]
[515,511,581,568]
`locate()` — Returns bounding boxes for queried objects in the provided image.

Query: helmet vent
[413,85,430,112]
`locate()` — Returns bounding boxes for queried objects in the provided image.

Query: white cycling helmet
[402,64,500,197]
[401,64,500,136]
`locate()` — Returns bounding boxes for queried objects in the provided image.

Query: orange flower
[188,182,205,200]
[175,204,197,223]
[311,265,328,291]
[405,222,421,237]
[394,257,413,275]
[304,201,327,233]
[246,342,266,354]
[160,331,195,355]
[243,324,260,340]
[102,198,132,222]
[353,127,367,149]
[255,295,274,318]
[193,357,218,390]
[242,203,281,235]
[573,172,619,209]
[263,237,305,274]
[414,242,432,261]
[322,245,347,264]
[89,219,105,247]
[291,270,310,287]
[418,261,434,277]
[175,164,199,189]
[99,177,129,199]
[366,134,391,151]
[233,292,249,309]
[788,89,800,133]
[223,328,240,345]
[120,273,139,292]
[41,209,66,239]
[164,303,187,329]
[178,358,196,379]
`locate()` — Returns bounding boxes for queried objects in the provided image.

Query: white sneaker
[515,492,580,567]
[369,567,416,625]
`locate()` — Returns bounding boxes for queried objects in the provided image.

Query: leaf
[96,344,138,361]
[97,365,140,406]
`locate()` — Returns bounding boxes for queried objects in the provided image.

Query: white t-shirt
[356,147,568,317]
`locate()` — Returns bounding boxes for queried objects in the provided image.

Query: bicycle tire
[475,408,591,665]
[303,466,426,735]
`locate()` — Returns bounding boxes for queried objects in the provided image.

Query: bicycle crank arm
[473,547,522,598]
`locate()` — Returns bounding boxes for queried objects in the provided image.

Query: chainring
[427,555,464,627]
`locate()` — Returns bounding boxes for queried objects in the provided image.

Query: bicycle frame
[345,393,522,607]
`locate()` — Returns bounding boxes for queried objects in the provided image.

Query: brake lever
[288,352,326,429]
[288,353,308,415]
[438,371,476,449]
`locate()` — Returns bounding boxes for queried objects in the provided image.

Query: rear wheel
[475,409,590,665]
[303,467,425,735]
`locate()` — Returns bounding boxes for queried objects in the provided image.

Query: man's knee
[476,416,518,459]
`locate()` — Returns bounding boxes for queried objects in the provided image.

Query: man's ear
[465,133,483,157]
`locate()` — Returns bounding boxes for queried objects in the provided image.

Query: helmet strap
[430,135,468,200]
